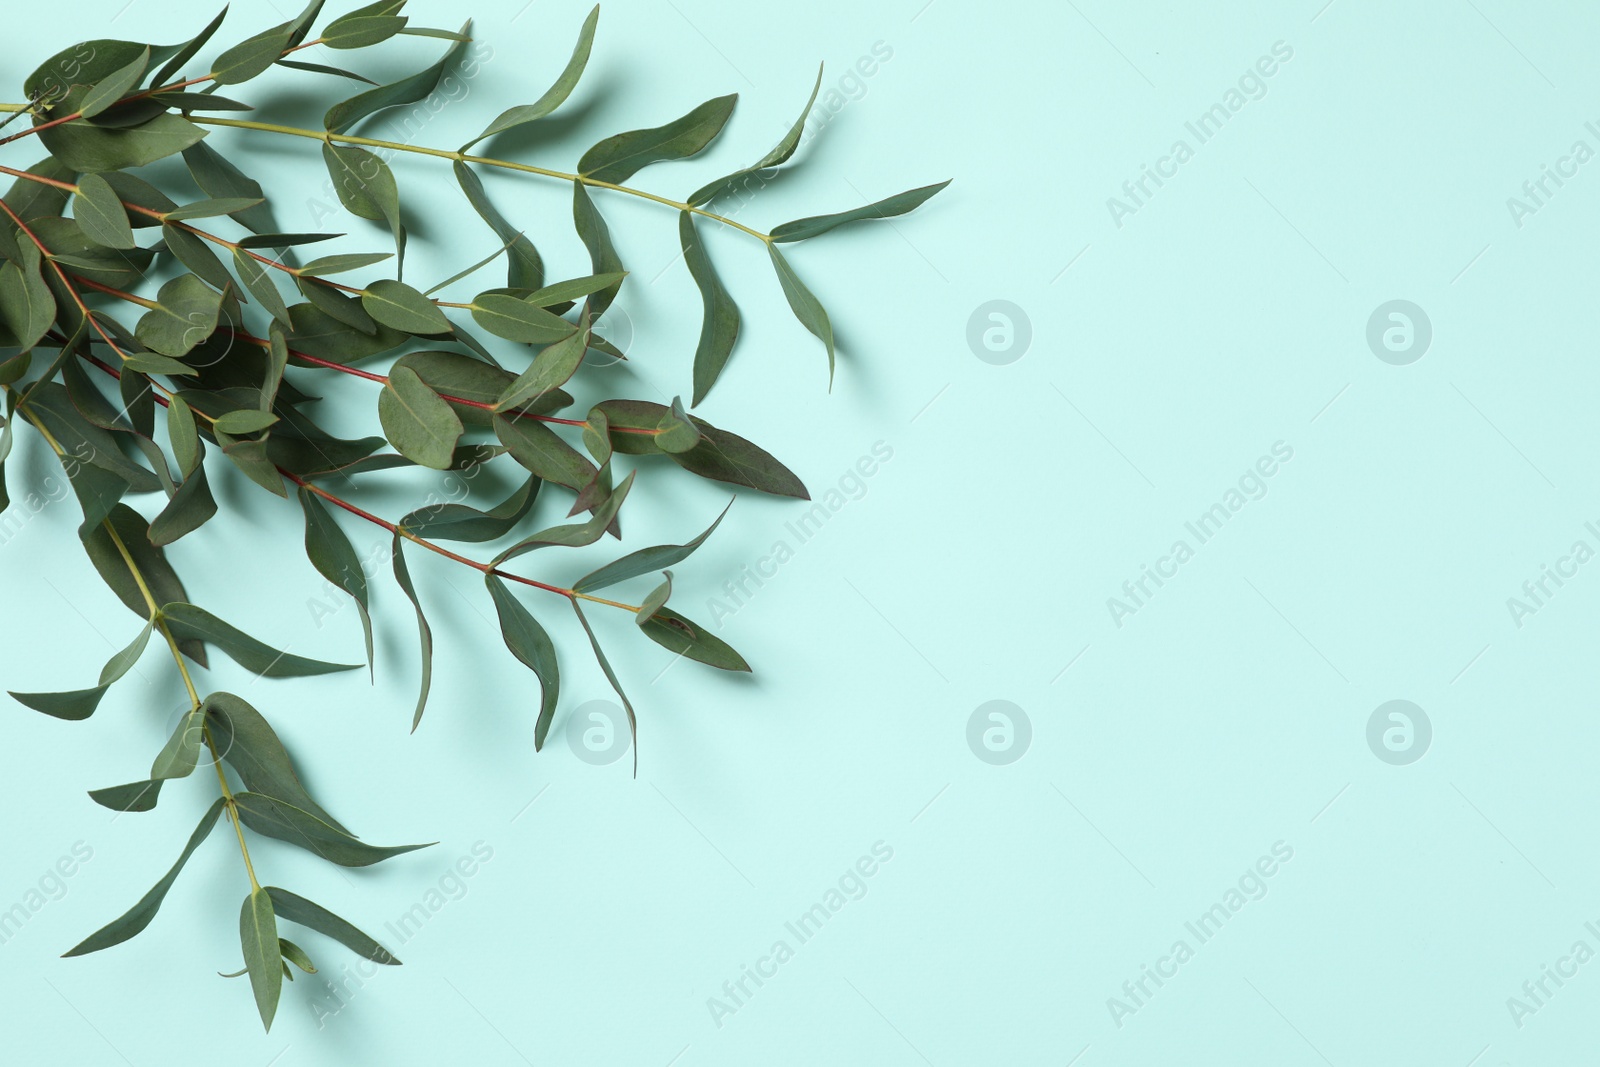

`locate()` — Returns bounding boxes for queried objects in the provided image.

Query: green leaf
[135,273,224,358]
[578,94,738,185]
[212,23,294,86]
[277,59,378,84]
[88,779,163,813]
[80,47,151,119]
[363,279,451,335]
[571,184,622,315]
[238,232,345,250]
[461,5,598,150]
[654,396,701,454]
[380,366,463,470]
[264,887,400,965]
[298,487,374,672]
[233,792,432,867]
[767,242,835,382]
[212,410,279,435]
[454,162,543,290]
[280,938,317,974]
[671,418,809,499]
[423,237,516,297]
[148,465,217,545]
[680,212,740,405]
[690,64,822,206]
[590,400,809,498]
[391,350,512,427]
[285,301,408,363]
[297,278,377,334]
[525,272,628,309]
[72,173,135,250]
[298,252,393,277]
[390,532,433,732]
[182,142,276,235]
[153,9,230,87]
[40,111,207,175]
[150,703,206,780]
[26,39,149,103]
[484,574,560,750]
[323,26,471,132]
[167,396,200,475]
[637,571,673,624]
[163,197,267,222]
[240,887,282,1031]
[493,413,596,492]
[63,798,225,957]
[162,224,234,293]
[400,476,540,543]
[569,599,638,775]
[640,607,750,672]
[9,619,154,720]
[496,312,588,411]
[322,143,405,260]
[160,602,361,677]
[323,15,409,49]
[575,502,729,592]
[771,181,951,243]
[205,691,348,831]
[491,471,633,565]
[222,438,287,497]
[470,294,573,345]
[0,243,56,351]
[233,247,293,327]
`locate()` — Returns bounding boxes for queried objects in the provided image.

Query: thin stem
[189,116,774,242]
[9,391,261,889]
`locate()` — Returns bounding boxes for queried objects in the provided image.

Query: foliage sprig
[0,0,945,1030]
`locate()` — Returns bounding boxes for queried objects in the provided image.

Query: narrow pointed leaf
[497,312,588,411]
[63,798,225,956]
[240,887,282,1031]
[233,792,432,867]
[571,184,622,314]
[680,212,740,405]
[205,691,348,831]
[767,242,834,381]
[390,532,433,731]
[690,65,822,206]
[640,607,750,672]
[578,94,738,185]
[160,602,361,676]
[81,48,150,118]
[771,181,951,243]
[462,5,598,149]
[324,26,471,132]
[575,502,729,592]
[454,161,543,290]
[570,599,638,775]
[363,279,451,335]
[492,471,632,565]
[297,487,374,671]
[485,574,560,749]
[265,887,400,965]
[492,413,596,492]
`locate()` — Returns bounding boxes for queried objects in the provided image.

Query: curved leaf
[160,602,362,676]
[462,5,598,150]
[485,574,559,750]
[578,94,737,185]
[771,181,951,243]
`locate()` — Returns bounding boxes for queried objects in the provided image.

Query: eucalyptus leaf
[461,5,597,150]
[239,887,282,1031]
[233,792,432,867]
[578,94,737,185]
[771,181,952,243]
[63,798,225,957]
[379,366,463,470]
[161,602,361,677]
[485,574,560,750]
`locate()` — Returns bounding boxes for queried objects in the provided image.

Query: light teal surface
[2,0,1596,1063]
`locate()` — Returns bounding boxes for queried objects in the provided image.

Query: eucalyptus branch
[0,0,945,1033]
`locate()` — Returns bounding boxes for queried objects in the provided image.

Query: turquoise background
[3,0,1598,1063]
